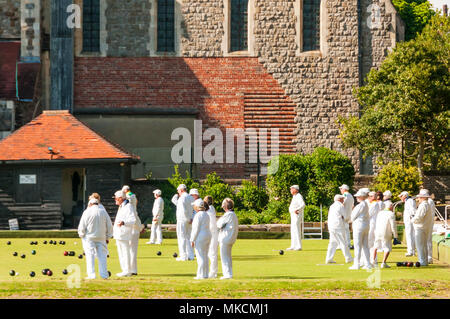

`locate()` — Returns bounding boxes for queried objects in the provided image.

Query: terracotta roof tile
[0,110,139,162]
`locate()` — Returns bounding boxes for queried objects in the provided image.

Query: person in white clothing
[287,185,305,251]
[427,192,436,264]
[190,199,212,280]
[172,184,195,261]
[399,191,417,257]
[411,189,433,266]
[368,191,380,263]
[325,195,353,264]
[147,189,164,245]
[123,186,143,276]
[204,196,219,278]
[217,198,239,279]
[372,202,398,268]
[349,189,372,270]
[113,190,136,277]
[382,190,393,211]
[78,197,113,279]
[339,184,354,249]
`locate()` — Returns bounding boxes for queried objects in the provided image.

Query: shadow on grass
[246,276,329,280]
[138,273,194,278]
[233,255,278,261]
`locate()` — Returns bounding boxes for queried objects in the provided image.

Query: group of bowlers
[288,184,436,270]
[77,184,239,280]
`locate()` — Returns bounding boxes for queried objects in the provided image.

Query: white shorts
[374,238,392,253]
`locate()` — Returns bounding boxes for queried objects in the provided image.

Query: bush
[235,209,260,225]
[199,172,235,212]
[303,205,328,223]
[266,148,355,207]
[372,161,422,200]
[235,180,269,213]
[167,165,200,191]
[260,200,290,224]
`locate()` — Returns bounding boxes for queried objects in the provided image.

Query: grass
[0,238,449,299]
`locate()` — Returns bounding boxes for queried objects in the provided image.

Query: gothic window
[82,0,100,52]
[157,0,175,52]
[230,0,248,52]
[302,0,320,52]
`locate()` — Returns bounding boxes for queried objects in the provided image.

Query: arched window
[230,0,248,52]
[82,0,100,52]
[157,0,175,52]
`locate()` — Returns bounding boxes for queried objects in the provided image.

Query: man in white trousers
[287,185,305,251]
[339,184,354,249]
[325,195,353,264]
[426,190,436,264]
[349,189,372,270]
[123,186,143,276]
[217,198,239,279]
[147,189,164,245]
[372,201,398,268]
[411,189,433,266]
[400,191,416,257]
[78,197,113,279]
[204,195,219,278]
[113,190,136,277]
[172,184,195,261]
[190,199,212,280]
[368,191,380,264]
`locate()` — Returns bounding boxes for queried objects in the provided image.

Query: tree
[338,15,450,179]
[391,0,435,41]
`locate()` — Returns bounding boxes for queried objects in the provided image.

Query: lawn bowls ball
[13,252,18,257]
[279,250,284,255]
[396,262,402,267]
[31,250,36,255]
[415,262,421,267]
[7,241,11,245]
[21,254,26,259]
[78,254,83,259]
[9,270,15,276]
[63,251,69,256]
[30,271,36,277]
[62,269,68,275]
[46,270,53,276]
[173,253,178,258]
[43,241,47,244]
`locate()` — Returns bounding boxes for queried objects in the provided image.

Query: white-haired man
[373,201,398,268]
[339,184,354,249]
[217,198,239,279]
[325,194,353,264]
[113,190,136,277]
[287,185,305,251]
[349,189,372,270]
[172,184,195,261]
[399,191,416,257]
[78,197,113,279]
[382,190,393,211]
[412,189,433,266]
[147,189,164,245]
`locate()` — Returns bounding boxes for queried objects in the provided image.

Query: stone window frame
[222,0,255,57]
[295,0,328,57]
[148,0,182,56]
[74,0,108,57]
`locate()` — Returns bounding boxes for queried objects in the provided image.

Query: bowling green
[0,238,449,298]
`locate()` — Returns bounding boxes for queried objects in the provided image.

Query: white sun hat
[339,184,350,190]
[416,189,431,198]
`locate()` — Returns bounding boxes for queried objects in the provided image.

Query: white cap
[153,189,162,196]
[177,184,187,191]
[334,194,345,201]
[189,189,199,196]
[339,184,349,191]
[290,185,299,190]
[368,191,376,197]
[383,190,392,198]
[399,191,409,198]
[122,185,130,192]
[416,189,431,198]
[360,188,371,194]
[89,198,99,205]
[114,190,126,199]
[355,189,369,197]
[193,199,205,208]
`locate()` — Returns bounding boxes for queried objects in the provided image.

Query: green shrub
[372,161,422,200]
[235,180,269,213]
[260,200,290,224]
[199,172,235,212]
[167,165,200,191]
[235,209,260,225]
[303,205,328,222]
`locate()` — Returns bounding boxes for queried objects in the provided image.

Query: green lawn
[0,238,449,298]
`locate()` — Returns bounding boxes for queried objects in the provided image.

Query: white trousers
[208,232,219,278]
[150,221,163,244]
[404,219,416,255]
[368,222,377,262]
[194,238,211,279]
[129,231,140,274]
[220,243,234,278]
[177,221,194,260]
[289,214,302,250]
[415,227,430,266]
[116,239,132,274]
[84,239,109,279]
[326,229,353,263]
[344,222,351,247]
[427,221,434,261]
[352,226,371,267]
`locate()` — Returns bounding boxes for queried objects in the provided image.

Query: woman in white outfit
[399,191,417,257]
[367,191,380,263]
[190,199,212,279]
[411,189,433,266]
[204,196,219,278]
[217,198,239,279]
[287,185,305,251]
[148,189,164,244]
[349,189,372,270]
[372,201,398,268]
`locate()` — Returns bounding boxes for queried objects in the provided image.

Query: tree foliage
[392,0,435,41]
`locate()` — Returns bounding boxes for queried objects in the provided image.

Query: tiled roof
[0,110,139,162]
